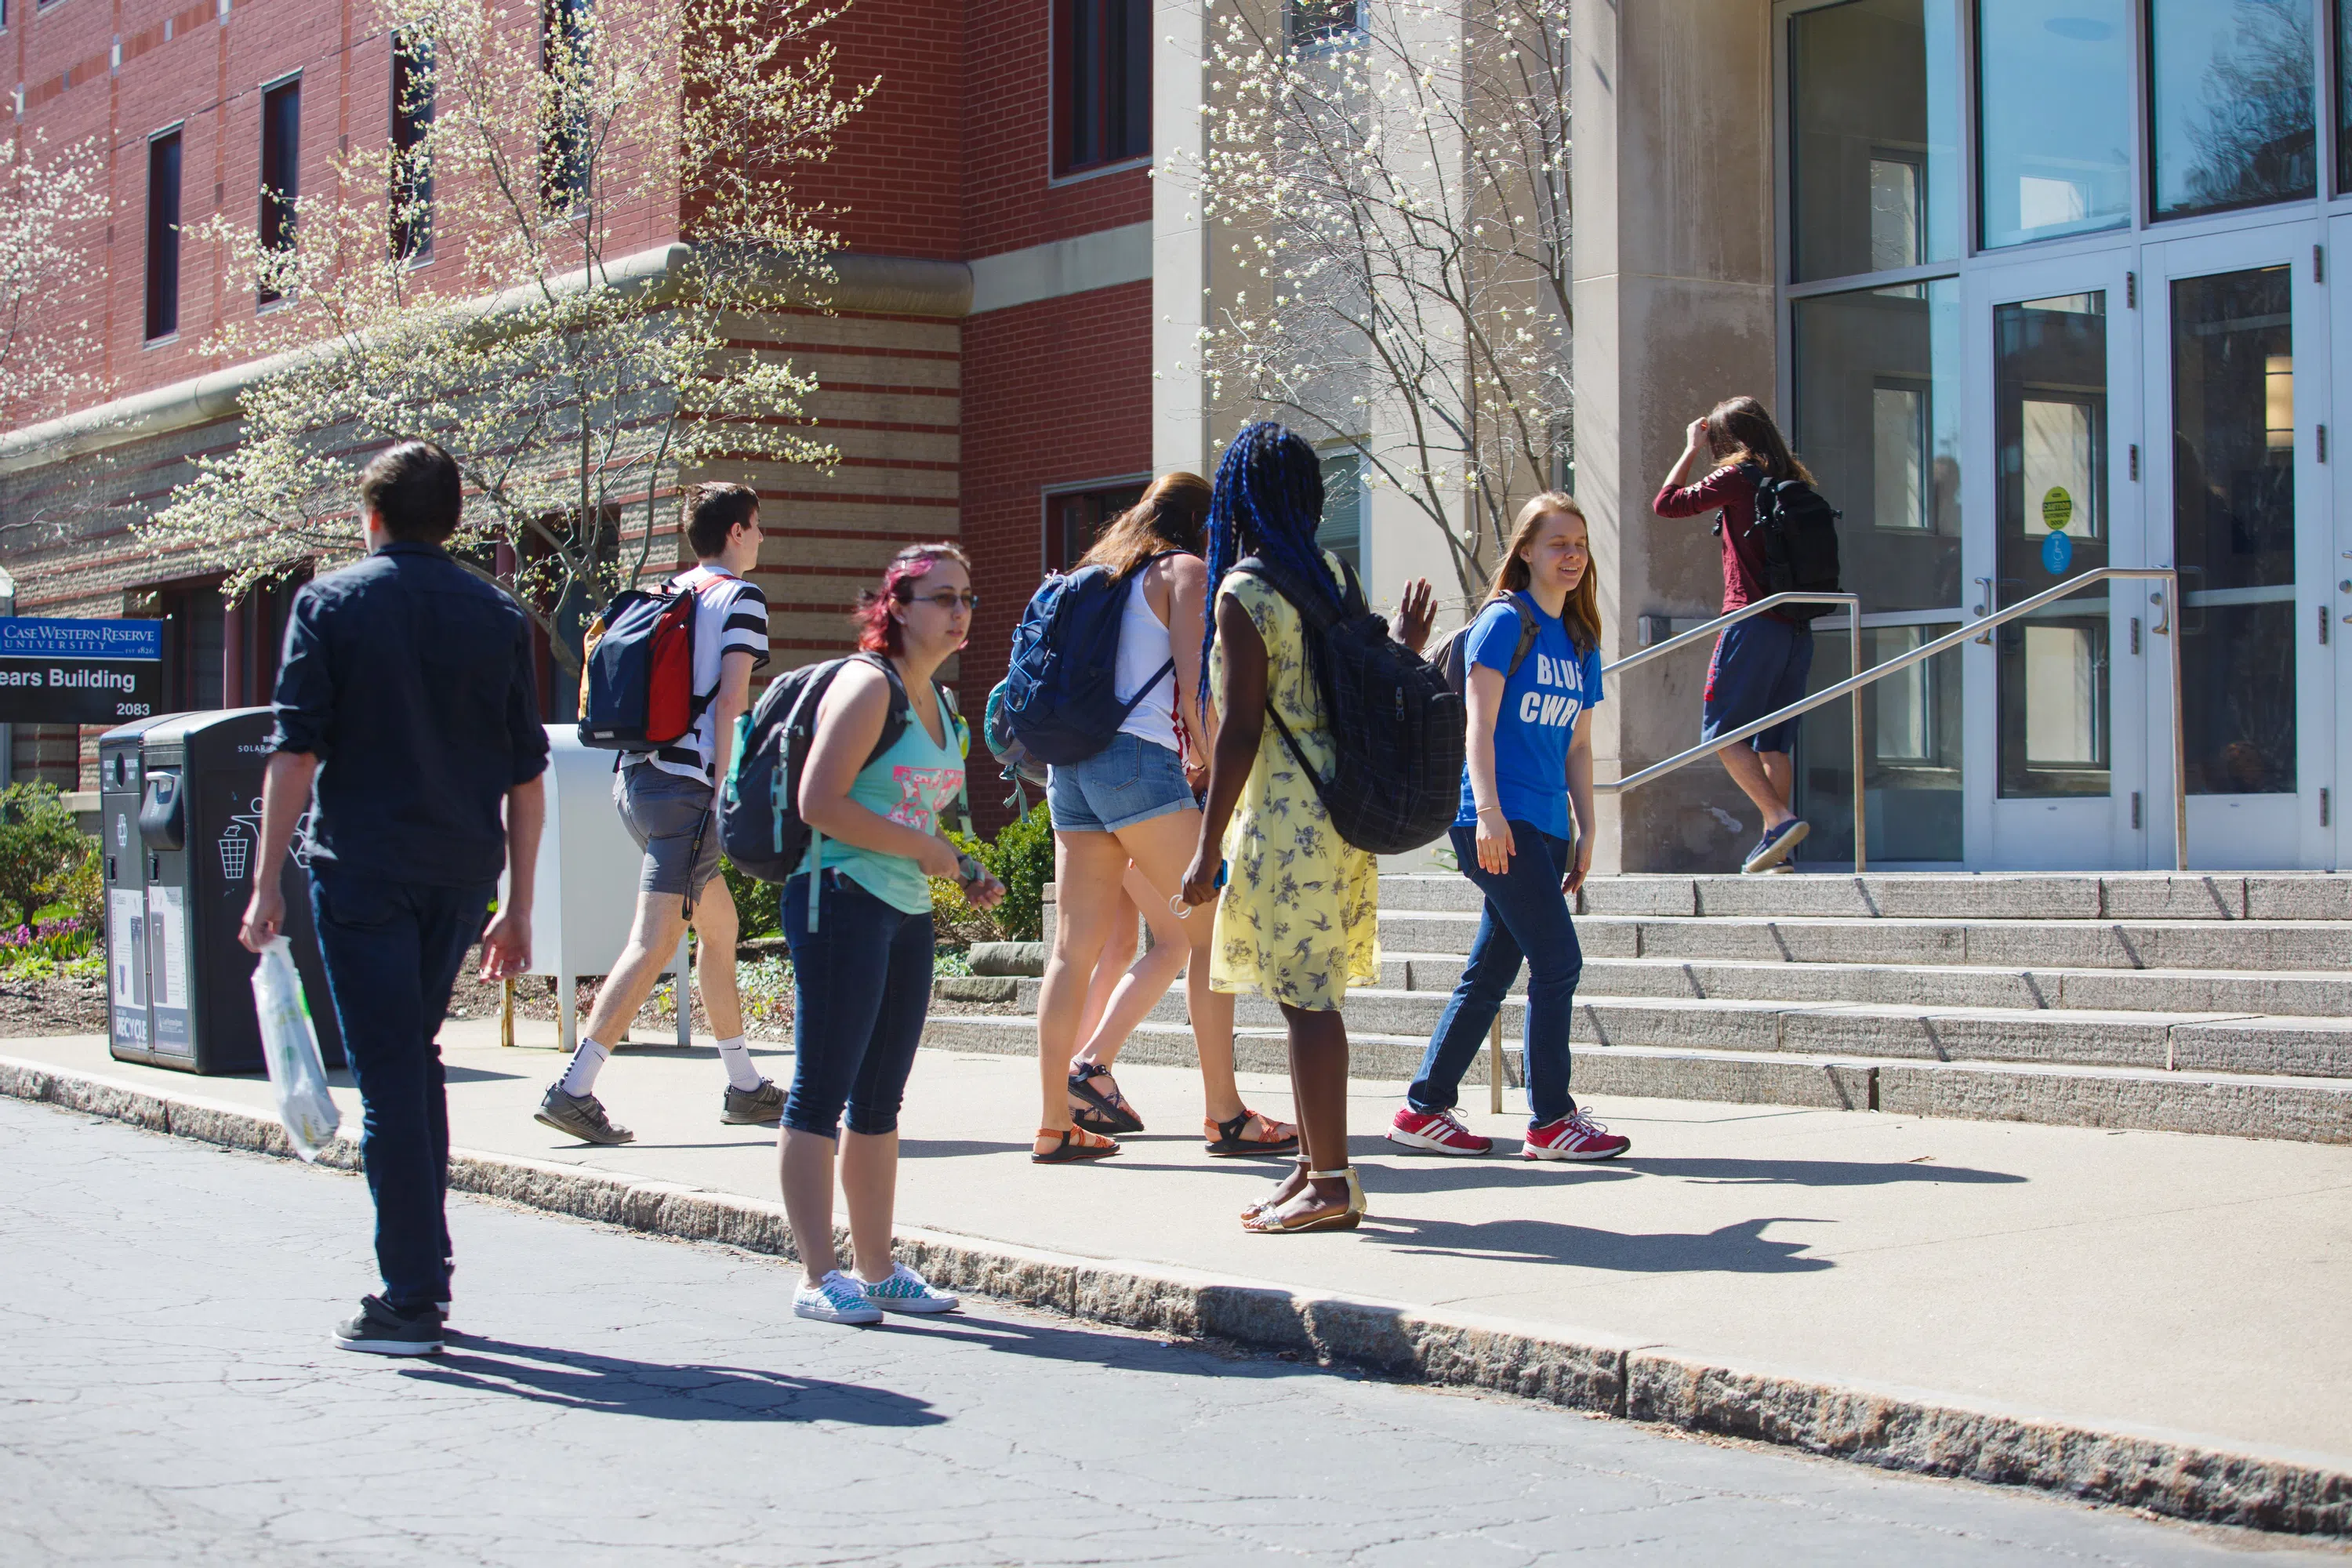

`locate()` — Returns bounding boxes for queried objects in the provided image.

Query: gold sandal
[1240,1157,1309,1219]
[1242,1167,1365,1233]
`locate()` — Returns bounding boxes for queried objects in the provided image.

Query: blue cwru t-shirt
[1452,595,1604,841]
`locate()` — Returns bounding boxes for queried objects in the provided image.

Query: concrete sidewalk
[7,1021,2351,1531]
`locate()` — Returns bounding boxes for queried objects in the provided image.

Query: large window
[1976,0,2132,247]
[541,0,592,209]
[391,33,435,260]
[1788,0,1960,281]
[258,77,301,304]
[1055,0,1149,176]
[145,130,183,341]
[2151,0,2314,220]
[1044,481,1147,572]
[1317,450,1363,573]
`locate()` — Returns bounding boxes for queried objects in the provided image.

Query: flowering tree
[1181,0,1572,602]
[147,0,871,684]
[0,133,110,426]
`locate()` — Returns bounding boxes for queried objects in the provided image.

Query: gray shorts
[615,764,723,898]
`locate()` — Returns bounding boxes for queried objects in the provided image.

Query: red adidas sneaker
[1385,1105,1494,1156]
[1523,1109,1630,1162]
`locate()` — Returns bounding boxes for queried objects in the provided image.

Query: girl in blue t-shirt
[1387,495,1630,1162]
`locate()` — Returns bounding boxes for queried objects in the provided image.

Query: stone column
[1570,0,1779,873]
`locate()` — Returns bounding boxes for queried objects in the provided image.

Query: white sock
[557,1038,611,1098]
[716,1035,764,1093]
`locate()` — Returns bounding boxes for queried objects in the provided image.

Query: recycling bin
[100,709,344,1074]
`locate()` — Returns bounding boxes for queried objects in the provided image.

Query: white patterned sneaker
[793,1269,883,1324]
[861,1263,959,1315]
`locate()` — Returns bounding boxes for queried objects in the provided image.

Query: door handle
[1972,577,1995,644]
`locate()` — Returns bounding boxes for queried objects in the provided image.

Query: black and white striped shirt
[622,564,771,786]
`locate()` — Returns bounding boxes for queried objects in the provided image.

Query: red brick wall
[957,276,1150,826]
[960,0,1147,258]
[787,0,964,259]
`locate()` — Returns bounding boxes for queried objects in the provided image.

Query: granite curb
[5,1052,2345,1537]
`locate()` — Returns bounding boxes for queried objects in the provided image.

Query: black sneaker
[721,1079,786,1126]
[535,1085,636,1145]
[333,1295,444,1356]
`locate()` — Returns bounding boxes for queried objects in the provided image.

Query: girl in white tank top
[1114,572,1180,754]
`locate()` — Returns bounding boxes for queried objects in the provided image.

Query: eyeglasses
[898,589,979,612]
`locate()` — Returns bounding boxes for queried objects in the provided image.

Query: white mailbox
[502,725,689,1051]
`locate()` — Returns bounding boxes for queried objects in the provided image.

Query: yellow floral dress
[1207,552,1381,1011]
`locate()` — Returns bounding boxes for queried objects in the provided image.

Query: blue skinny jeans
[1406,821,1583,1127]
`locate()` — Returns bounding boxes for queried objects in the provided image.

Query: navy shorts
[1701,617,1813,755]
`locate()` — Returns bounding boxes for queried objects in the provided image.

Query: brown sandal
[1032,1125,1121,1163]
[1203,1109,1299,1158]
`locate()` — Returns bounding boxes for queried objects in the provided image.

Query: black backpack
[1227,554,1465,855]
[1432,591,1540,695]
[1734,463,1842,622]
[719,652,962,884]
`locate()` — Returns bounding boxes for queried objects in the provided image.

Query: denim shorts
[1046,732,1193,833]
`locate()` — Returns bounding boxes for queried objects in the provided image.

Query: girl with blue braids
[1178,423,1436,1234]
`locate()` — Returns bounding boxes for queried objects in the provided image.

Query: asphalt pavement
[2,1095,2339,1566]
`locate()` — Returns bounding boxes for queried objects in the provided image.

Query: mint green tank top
[797,699,967,916]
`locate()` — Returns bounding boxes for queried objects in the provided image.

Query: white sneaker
[793,1270,884,1325]
[860,1263,960,1315]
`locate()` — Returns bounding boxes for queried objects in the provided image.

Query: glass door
[1964,251,2145,869]
[2147,220,2330,869]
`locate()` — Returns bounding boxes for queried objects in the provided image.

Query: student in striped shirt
[537,483,779,1145]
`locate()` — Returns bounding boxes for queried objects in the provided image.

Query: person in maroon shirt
[1653,396,1816,873]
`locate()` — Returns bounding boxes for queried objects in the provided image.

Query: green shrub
[0,784,96,927]
[720,856,781,938]
[926,803,1055,943]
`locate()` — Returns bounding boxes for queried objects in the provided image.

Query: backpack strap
[1501,591,1540,681]
[1225,555,1351,808]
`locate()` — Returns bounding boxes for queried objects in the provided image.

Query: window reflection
[2151,0,2314,220]
[1994,291,2112,798]
[2171,267,2298,794]
[1792,281,1962,611]
[1790,0,1958,281]
[1977,0,2132,248]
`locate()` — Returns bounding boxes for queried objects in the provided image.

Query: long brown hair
[1486,492,1600,655]
[1704,395,1814,485]
[1077,471,1211,576]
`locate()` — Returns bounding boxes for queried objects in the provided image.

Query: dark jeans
[782,870,934,1138]
[308,864,494,1314]
[1408,821,1583,1126]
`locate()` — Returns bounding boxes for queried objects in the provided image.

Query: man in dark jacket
[239,441,548,1356]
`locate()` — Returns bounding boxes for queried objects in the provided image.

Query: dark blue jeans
[1407,822,1583,1126]
[782,870,935,1138]
[308,864,494,1314]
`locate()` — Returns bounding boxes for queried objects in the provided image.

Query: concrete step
[1374,909,2352,971]
[945,978,2352,1080]
[1567,871,2352,922]
[1392,952,2352,1018]
[919,1014,2352,1144]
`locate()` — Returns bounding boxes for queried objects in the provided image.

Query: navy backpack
[990,551,1178,768]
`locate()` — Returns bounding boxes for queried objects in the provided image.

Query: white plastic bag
[251,936,340,1162]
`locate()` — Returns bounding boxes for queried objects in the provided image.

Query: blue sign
[0,616,166,724]
[0,616,164,661]
[2042,530,2074,575]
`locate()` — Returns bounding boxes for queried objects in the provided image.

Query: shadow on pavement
[1632,1156,2025,1187]
[402,1336,946,1425]
[1363,1214,1835,1272]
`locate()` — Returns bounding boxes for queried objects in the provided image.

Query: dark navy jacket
[267,541,550,887]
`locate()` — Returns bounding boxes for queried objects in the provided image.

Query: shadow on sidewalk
[1366,1155,2020,1193]
[401,1336,946,1425]
[1363,1214,1833,1273]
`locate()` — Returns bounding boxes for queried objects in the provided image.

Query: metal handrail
[1602,592,1864,871]
[1595,568,2187,873]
